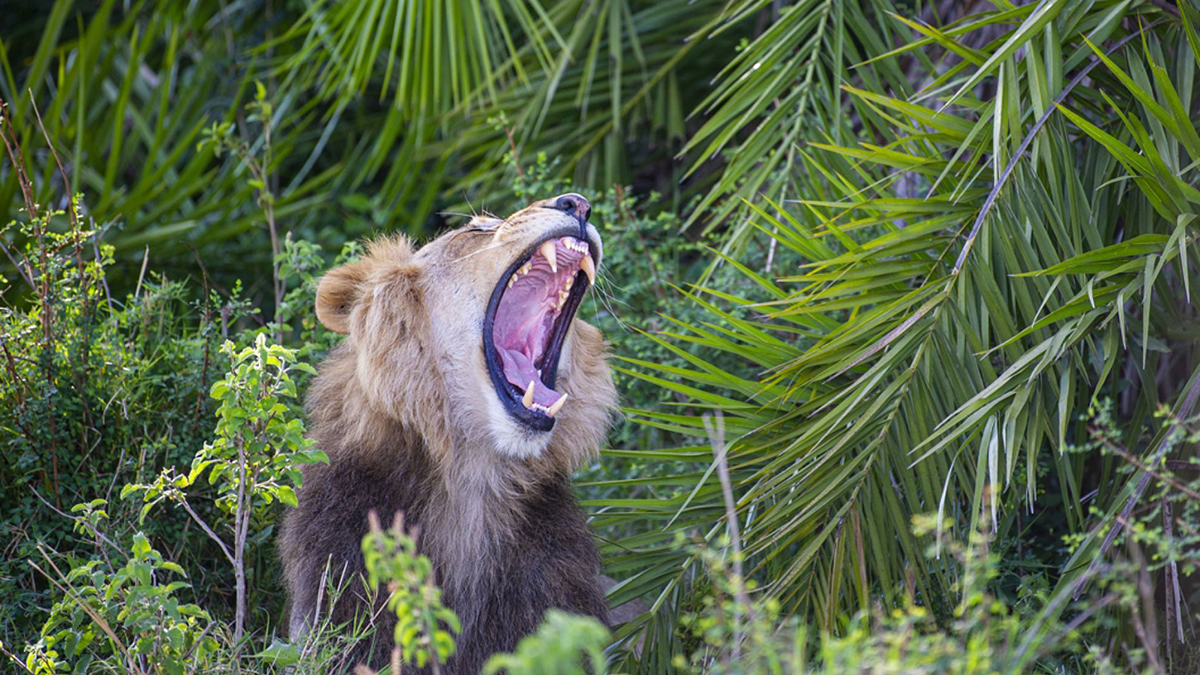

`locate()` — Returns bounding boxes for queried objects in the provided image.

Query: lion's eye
[466,215,502,231]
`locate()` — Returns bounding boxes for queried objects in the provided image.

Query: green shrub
[0,196,245,645]
[23,525,218,675]
[482,610,609,675]
[122,333,327,645]
[360,510,461,673]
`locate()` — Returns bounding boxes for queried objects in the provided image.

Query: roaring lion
[278,194,617,672]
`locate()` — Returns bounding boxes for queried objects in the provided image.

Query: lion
[278,193,619,672]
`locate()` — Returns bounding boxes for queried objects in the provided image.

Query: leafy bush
[482,610,609,675]
[0,197,240,645]
[24,527,218,675]
[360,510,461,673]
[123,333,326,645]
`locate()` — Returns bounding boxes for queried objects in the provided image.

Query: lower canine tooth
[546,393,567,417]
[523,380,536,408]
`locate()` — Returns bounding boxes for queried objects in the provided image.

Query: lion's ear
[316,261,370,334]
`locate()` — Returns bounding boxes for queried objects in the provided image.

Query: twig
[1127,531,1163,671]
[186,243,214,422]
[1024,594,1117,666]
[505,124,524,178]
[91,221,114,311]
[3,96,62,505]
[0,639,35,672]
[1164,499,1184,644]
[0,236,34,289]
[702,411,751,663]
[177,497,236,568]
[1162,499,1179,665]
[1146,0,1180,17]
[1087,426,1200,501]
[30,93,92,448]
[180,619,216,662]
[29,486,122,556]
[1077,373,1200,598]
[232,434,250,649]
[28,92,77,233]
[31,549,144,675]
[702,413,746,587]
[0,99,39,221]
[134,245,150,300]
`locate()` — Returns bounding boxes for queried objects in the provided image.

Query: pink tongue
[498,347,562,407]
[494,263,564,407]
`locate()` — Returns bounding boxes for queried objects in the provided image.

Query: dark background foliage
[3,0,1200,673]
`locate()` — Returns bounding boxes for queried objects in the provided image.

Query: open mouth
[483,234,597,430]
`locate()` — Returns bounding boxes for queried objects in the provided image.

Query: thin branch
[28,92,77,232]
[91,221,114,312]
[1024,594,1117,666]
[29,486,123,556]
[31,549,144,675]
[702,411,752,663]
[1087,426,1200,501]
[0,640,35,673]
[0,236,34,289]
[1076,372,1200,598]
[177,497,236,568]
[134,245,150,300]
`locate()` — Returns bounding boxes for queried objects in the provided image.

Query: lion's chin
[485,394,555,459]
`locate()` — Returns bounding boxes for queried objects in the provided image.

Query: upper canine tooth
[546,393,567,417]
[579,255,596,284]
[540,241,557,273]
[523,380,536,408]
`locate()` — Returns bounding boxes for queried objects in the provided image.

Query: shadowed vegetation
[3,1,1200,673]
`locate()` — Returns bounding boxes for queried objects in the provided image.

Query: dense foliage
[3,0,1200,673]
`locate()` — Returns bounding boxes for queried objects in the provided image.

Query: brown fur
[279,201,617,672]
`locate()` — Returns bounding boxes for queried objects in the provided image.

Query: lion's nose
[553,193,591,228]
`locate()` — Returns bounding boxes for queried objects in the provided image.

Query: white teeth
[519,261,532,276]
[579,255,596,284]
[557,290,568,311]
[563,239,589,254]
[546,393,567,417]
[523,380,536,408]
[540,241,557,273]
[508,274,517,288]
[564,276,573,291]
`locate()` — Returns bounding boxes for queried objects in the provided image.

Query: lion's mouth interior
[486,236,596,423]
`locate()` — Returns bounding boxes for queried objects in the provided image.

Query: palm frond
[602,3,1199,666]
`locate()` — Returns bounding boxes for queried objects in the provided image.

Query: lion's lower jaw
[484,393,554,459]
